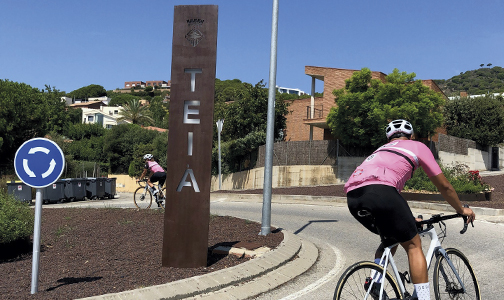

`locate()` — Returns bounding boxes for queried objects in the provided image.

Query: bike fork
[437,248,466,293]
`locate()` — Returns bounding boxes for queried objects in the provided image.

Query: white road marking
[279,244,346,300]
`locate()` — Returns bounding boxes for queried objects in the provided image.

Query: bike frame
[367,225,466,300]
[139,180,162,201]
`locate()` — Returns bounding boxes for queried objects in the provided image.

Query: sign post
[162,5,218,268]
[216,119,224,190]
[14,138,65,294]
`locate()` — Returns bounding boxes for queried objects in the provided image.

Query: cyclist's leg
[157,172,166,197]
[401,234,430,300]
[146,174,154,189]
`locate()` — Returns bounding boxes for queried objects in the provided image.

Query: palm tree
[117,99,154,125]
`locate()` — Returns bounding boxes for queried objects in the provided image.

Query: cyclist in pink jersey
[345,119,475,300]
[137,154,166,200]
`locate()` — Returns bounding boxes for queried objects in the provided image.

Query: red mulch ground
[0,209,283,300]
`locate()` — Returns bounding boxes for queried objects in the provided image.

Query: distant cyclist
[137,154,166,200]
[344,119,475,300]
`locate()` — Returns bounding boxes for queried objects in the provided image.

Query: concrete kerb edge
[78,231,302,300]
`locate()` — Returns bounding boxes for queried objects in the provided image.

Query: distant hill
[434,66,504,97]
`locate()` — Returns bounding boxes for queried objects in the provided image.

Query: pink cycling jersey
[146,161,165,173]
[344,140,442,194]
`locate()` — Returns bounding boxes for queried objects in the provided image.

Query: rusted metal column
[162,5,218,268]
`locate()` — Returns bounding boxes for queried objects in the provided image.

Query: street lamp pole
[260,0,279,236]
[216,119,224,190]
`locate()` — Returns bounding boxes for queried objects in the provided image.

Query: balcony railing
[306,105,323,119]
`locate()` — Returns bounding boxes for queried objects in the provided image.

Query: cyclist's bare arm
[429,173,475,223]
[137,168,148,182]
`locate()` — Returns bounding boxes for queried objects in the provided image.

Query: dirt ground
[0,209,283,300]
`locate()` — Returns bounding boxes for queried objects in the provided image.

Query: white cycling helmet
[143,154,153,160]
[385,119,414,140]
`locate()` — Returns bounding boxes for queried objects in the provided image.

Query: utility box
[104,177,117,199]
[7,181,32,203]
[42,180,66,204]
[85,177,106,200]
[64,178,87,201]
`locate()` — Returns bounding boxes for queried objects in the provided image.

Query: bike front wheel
[133,187,152,209]
[334,261,402,300]
[433,248,480,300]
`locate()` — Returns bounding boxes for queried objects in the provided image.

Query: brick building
[124,81,145,89]
[284,66,446,142]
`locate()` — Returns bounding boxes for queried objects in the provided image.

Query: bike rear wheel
[134,186,152,209]
[433,248,480,300]
[334,261,402,300]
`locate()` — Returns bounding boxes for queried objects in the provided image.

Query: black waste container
[104,177,117,199]
[42,180,66,204]
[86,177,106,200]
[7,181,32,203]
[64,178,87,201]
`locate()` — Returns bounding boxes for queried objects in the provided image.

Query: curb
[78,231,318,300]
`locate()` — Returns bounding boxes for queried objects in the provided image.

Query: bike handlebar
[417,209,474,234]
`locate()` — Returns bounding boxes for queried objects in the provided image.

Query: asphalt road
[210,200,504,300]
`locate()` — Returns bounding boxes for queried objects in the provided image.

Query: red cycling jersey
[344,139,442,194]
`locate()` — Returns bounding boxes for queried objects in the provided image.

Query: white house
[61,96,112,106]
[81,106,129,129]
[276,86,306,96]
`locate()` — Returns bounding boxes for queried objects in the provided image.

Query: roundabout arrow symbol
[28,147,50,154]
[42,159,56,178]
[23,159,36,177]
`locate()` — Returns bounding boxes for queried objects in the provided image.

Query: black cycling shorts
[347,184,417,247]
[150,172,166,188]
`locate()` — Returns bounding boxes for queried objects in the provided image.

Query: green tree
[214,80,288,143]
[211,79,289,174]
[103,124,164,174]
[149,96,169,128]
[326,68,445,148]
[43,85,71,134]
[0,80,53,169]
[444,94,504,146]
[67,84,107,99]
[117,99,154,125]
[108,93,138,106]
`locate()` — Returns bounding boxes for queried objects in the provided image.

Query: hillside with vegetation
[434,65,504,97]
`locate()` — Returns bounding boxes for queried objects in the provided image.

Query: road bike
[334,210,480,300]
[133,178,166,209]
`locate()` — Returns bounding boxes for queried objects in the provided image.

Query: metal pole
[31,188,43,294]
[260,0,279,236]
[216,119,224,190]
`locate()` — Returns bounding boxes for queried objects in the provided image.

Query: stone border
[79,231,304,300]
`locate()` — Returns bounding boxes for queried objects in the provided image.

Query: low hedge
[0,189,34,244]
[404,164,492,194]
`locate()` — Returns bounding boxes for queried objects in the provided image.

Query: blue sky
[1,0,503,94]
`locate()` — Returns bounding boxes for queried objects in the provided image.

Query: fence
[255,140,374,168]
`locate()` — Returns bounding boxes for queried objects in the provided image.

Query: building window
[87,116,94,122]
[106,124,114,129]
[114,110,118,114]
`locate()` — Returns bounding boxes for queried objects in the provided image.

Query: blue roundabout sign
[14,138,65,188]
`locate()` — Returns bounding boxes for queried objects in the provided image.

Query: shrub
[0,189,34,244]
[404,164,492,194]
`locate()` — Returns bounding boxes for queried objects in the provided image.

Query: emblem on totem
[185,18,205,47]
